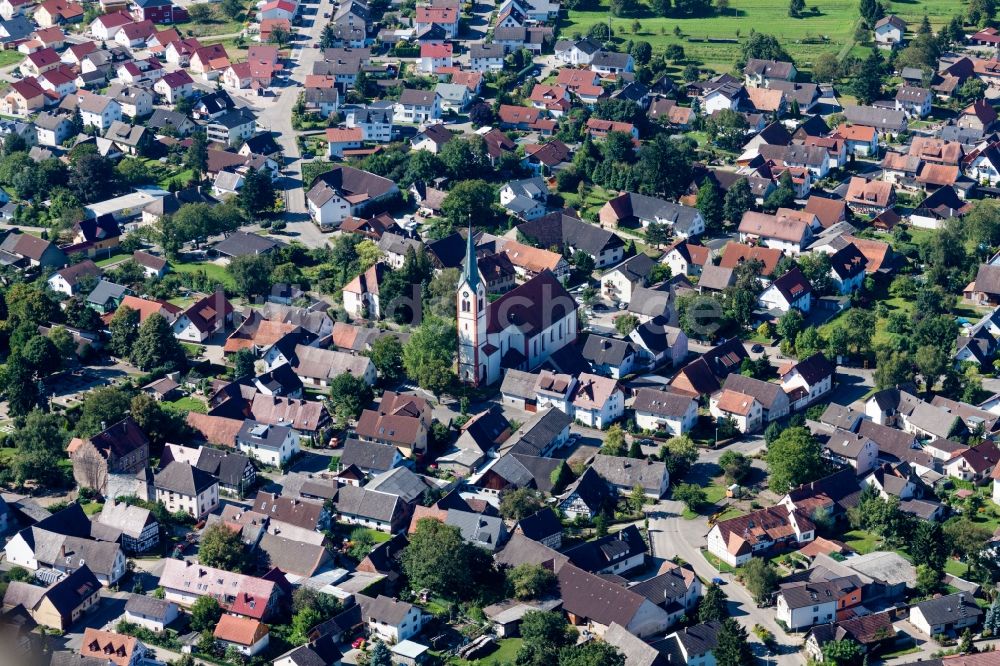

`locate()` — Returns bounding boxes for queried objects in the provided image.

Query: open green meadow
[562,0,967,72]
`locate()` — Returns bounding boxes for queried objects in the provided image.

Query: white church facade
[457,230,579,386]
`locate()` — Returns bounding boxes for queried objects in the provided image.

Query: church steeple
[462,223,479,291]
[457,222,486,386]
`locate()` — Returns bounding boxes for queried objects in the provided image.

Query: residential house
[759,266,813,314]
[47,260,100,296]
[157,559,283,621]
[355,391,431,458]
[909,593,982,636]
[2,565,101,631]
[590,454,669,498]
[393,88,440,124]
[710,389,763,433]
[738,210,813,255]
[743,58,797,87]
[602,254,656,304]
[556,564,670,638]
[832,123,879,156]
[172,292,234,342]
[153,461,219,519]
[236,420,300,467]
[333,485,411,533]
[123,595,179,632]
[96,500,159,553]
[581,335,640,379]
[721,374,791,423]
[557,467,614,520]
[214,615,270,657]
[306,165,400,230]
[360,594,427,643]
[1,78,45,117]
[517,211,626,268]
[707,505,815,566]
[845,177,895,215]
[823,428,879,476]
[776,579,860,631]
[780,353,835,410]
[564,525,647,575]
[895,86,933,118]
[632,388,698,435]
[829,243,867,294]
[874,15,906,48]
[662,241,710,278]
[153,70,194,103]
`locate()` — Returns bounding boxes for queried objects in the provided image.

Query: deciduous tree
[199,523,253,573]
[366,335,404,382]
[507,563,557,600]
[722,177,753,224]
[499,487,545,520]
[131,313,186,372]
[739,558,779,605]
[401,518,500,600]
[765,426,825,493]
[328,372,373,422]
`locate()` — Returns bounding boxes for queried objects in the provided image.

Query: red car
[352,638,366,650]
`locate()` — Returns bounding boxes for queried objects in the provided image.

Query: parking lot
[43,366,136,410]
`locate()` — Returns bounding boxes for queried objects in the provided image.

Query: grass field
[844,529,882,554]
[450,639,523,665]
[166,396,207,413]
[562,0,966,72]
[172,260,236,290]
[0,51,24,68]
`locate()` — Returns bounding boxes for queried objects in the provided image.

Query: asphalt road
[249,0,337,248]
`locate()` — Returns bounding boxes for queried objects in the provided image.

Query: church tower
[457,226,487,385]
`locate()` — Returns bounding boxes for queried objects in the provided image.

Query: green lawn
[0,51,24,68]
[450,638,523,666]
[557,185,615,221]
[95,253,125,267]
[700,547,736,573]
[944,558,969,578]
[172,260,235,290]
[563,0,965,72]
[166,396,207,414]
[844,529,882,554]
[82,501,104,516]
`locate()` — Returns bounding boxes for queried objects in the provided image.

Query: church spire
[462,222,479,292]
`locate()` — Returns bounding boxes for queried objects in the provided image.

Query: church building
[458,230,579,386]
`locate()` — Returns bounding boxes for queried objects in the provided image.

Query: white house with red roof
[164,36,200,65]
[418,42,452,74]
[414,5,458,37]
[113,19,155,47]
[259,0,295,20]
[89,10,134,40]
[153,69,193,103]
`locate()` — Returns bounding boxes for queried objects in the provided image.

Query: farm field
[561,0,967,72]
